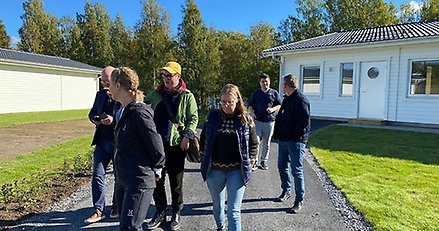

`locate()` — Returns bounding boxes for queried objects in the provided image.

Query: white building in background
[0,48,101,114]
[263,20,439,127]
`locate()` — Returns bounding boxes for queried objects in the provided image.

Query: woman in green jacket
[144,61,198,231]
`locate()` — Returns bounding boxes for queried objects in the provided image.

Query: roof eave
[0,59,100,75]
[263,36,439,57]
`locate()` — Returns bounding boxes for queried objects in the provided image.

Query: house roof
[263,20,439,55]
[0,48,100,72]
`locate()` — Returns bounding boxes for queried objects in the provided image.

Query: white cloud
[10,36,20,48]
[409,1,422,12]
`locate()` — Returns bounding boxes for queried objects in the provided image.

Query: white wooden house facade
[0,48,100,114]
[263,20,439,126]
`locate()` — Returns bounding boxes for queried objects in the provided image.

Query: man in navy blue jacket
[85,66,120,223]
[273,74,310,214]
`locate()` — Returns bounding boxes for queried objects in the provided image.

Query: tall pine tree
[0,20,10,48]
[133,0,174,92]
[77,2,113,67]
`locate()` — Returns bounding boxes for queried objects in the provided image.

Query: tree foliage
[110,14,132,67]
[0,20,10,48]
[178,0,220,108]
[18,0,62,55]
[421,0,439,21]
[133,0,174,92]
[76,2,113,67]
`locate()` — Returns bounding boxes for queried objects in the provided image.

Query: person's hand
[266,107,275,114]
[180,136,190,151]
[92,120,101,126]
[101,115,114,125]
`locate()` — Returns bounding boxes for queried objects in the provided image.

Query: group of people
[86,61,310,231]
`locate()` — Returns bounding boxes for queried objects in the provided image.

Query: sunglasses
[161,73,176,79]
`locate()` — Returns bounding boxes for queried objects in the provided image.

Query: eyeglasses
[100,79,110,85]
[161,72,176,79]
[220,100,236,106]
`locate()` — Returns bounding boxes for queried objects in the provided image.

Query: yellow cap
[161,61,181,75]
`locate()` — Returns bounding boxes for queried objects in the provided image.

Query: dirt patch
[0,119,95,229]
[0,119,95,162]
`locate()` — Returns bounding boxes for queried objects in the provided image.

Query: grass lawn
[0,135,93,185]
[0,109,89,128]
[309,125,439,231]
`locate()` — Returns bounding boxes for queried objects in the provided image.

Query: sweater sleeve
[248,118,258,160]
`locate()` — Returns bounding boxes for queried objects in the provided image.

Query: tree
[77,2,113,67]
[421,0,439,21]
[133,0,174,92]
[110,14,132,67]
[247,22,280,97]
[278,0,327,44]
[0,20,10,48]
[325,0,399,32]
[400,2,420,23]
[18,0,62,55]
[178,0,220,109]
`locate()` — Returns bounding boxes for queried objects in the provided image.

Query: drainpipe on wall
[271,52,284,95]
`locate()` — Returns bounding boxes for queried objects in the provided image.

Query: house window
[302,65,320,94]
[340,63,353,96]
[410,60,439,95]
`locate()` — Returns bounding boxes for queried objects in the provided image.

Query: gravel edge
[305,149,373,231]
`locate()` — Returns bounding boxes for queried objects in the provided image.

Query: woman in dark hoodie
[108,67,165,231]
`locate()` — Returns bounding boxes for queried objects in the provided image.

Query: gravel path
[9,120,373,231]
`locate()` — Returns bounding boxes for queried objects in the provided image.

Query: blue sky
[2,0,415,45]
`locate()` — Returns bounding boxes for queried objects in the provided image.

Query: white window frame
[408,59,439,97]
[301,65,321,96]
[339,62,354,97]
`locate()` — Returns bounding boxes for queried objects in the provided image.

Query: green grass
[309,125,439,231]
[0,135,93,185]
[0,109,89,128]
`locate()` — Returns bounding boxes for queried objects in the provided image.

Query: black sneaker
[170,213,180,230]
[147,211,166,230]
[290,201,303,213]
[259,161,268,170]
[276,190,291,202]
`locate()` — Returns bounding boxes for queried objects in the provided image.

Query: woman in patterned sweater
[200,84,258,231]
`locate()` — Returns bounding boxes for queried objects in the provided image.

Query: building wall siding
[279,42,439,125]
[0,64,98,114]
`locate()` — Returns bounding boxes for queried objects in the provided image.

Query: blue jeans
[206,169,246,231]
[277,140,306,203]
[255,120,275,163]
[92,139,114,211]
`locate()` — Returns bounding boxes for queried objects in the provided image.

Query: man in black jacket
[85,66,120,223]
[273,74,310,214]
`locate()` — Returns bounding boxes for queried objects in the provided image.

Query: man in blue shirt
[248,73,282,170]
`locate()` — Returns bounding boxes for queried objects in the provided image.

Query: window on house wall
[410,60,439,95]
[302,65,320,94]
[340,63,353,96]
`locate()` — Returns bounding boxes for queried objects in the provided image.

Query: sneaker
[109,204,119,219]
[276,190,291,202]
[251,160,258,171]
[170,212,181,230]
[259,161,268,170]
[147,211,166,230]
[84,209,105,224]
[290,201,303,213]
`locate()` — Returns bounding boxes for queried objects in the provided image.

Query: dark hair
[260,73,270,80]
[283,74,298,88]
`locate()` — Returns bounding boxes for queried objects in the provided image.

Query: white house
[0,48,101,114]
[263,20,439,127]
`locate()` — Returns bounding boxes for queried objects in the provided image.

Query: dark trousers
[153,145,186,214]
[116,185,154,231]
